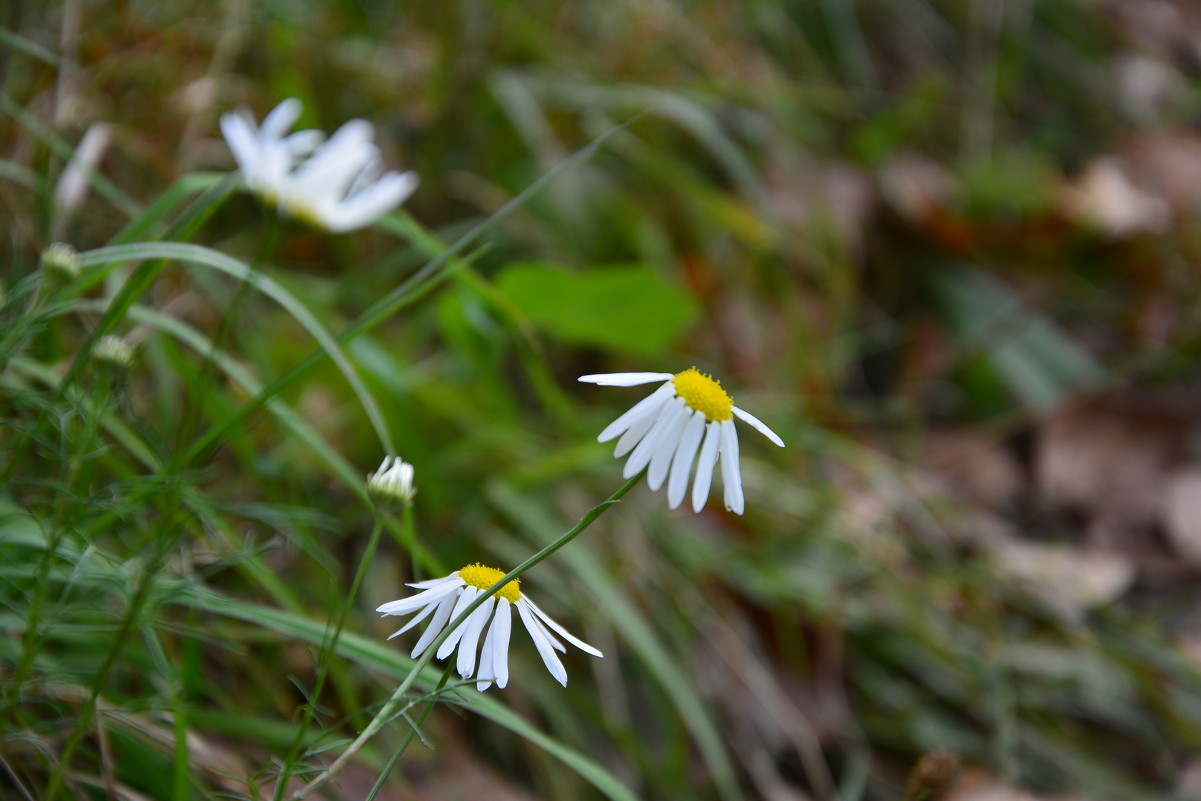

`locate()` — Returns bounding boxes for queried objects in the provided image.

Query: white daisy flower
[377,564,602,691]
[366,455,416,507]
[579,368,785,515]
[220,98,418,232]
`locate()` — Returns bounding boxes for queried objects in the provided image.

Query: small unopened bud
[904,749,958,801]
[367,455,416,507]
[40,243,82,282]
[94,335,135,368]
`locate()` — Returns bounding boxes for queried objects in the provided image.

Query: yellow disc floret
[672,367,734,422]
[458,563,522,603]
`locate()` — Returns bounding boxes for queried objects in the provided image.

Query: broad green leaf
[496,262,697,357]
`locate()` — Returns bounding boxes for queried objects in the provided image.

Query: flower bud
[367,455,416,507]
[40,243,82,282]
[94,335,135,369]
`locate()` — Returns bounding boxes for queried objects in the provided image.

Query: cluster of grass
[5,1,1201,799]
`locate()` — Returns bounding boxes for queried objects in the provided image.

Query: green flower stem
[274,514,387,800]
[290,473,642,801]
[364,662,456,801]
[403,504,421,584]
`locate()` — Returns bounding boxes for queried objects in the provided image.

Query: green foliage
[496,261,698,356]
[5,1,1201,800]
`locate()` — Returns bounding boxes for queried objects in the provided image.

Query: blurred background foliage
[6,0,1201,799]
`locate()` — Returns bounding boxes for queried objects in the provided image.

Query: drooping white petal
[410,589,459,658]
[386,597,442,640]
[517,600,568,686]
[484,598,512,689]
[623,396,686,478]
[597,381,674,443]
[667,411,706,509]
[691,421,722,513]
[524,598,603,658]
[719,420,744,515]
[456,597,495,678]
[320,171,419,232]
[407,574,461,590]
[578,372,674,387]
[732,405,785,447]
[436,586,480,660]
[376,580,459,615]
[613,394,670,458]
[647,399,691,491]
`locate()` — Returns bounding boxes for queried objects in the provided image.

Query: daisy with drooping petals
[579,368,784,515]
[221,98,418,232]
[377,564,602,691]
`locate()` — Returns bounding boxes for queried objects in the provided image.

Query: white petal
[386,597,441,640]
[436,586,480,660]
[407,574,461,590]
[719,420,744,515]
[578,372,673,386]
[613,394,669,458]
[321,170,419,232]
[259,98,302,142]
[597,382,674,443]
[376,581,458,615]
[517,600,567,686]
[691,422,722,513]
[220,113,259,174]
[647,401,691,491]
[410,590,459,658]
[524,598,603,658]
[282,129,324,159]
[456,597,495,678]
[732,405,784,447]
[291,124,375,207]
[485,598,512,689]
[623,396,685,479]
[668,411,706,509]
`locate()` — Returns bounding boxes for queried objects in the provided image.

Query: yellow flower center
[672,367,733,422]
[458,563,521,603]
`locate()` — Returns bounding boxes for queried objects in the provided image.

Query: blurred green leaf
[496,262,697,356]
[936,267,1104,414]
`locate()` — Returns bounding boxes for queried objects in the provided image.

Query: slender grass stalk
[8,374,113,698]
[0,174,238,488]
[273,513,388,799]
[42,494,190,801]
[402,504,421,584]
[290,473,642,800]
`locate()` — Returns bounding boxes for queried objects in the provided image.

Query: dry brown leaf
[988,540,1135,618]
[945,768,1094,801]
[919,430,1023,511]
[1058,157,1170,237]
[1036,392,1200,552]
[1164,469,1201,567]
[879,153,957,221]
[1123,132,1201,214]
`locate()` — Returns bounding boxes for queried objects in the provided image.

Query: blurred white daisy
[377,564,602,691]
[579,368,785,514]
[220,98,418,232]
